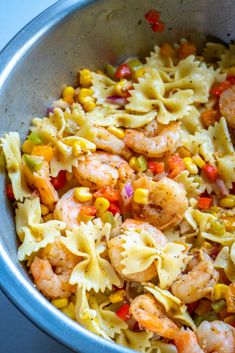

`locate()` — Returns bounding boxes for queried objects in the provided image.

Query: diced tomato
[6,183,15,201]
[51,170,66,190]
[187,302,198,315]
[227,75,235,85]
[209,246,220,260]
[178,42,196,59]
[200,109,219,128]
[116,303,130,321]
[94,186,120,202]
[230,322,235,328]
[108,202,121,215]
[148,161,164,174]
[202,164,218,183]
[151,21,165,32]
[231,182,235,195]
[144,9,160,23]
[115,64,131,79]
[198,196,212,210]
[210,80,231,97]
[79,206,97,217]
[168,154,185,178]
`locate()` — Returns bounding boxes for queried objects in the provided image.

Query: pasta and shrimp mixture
[2,39,235,352]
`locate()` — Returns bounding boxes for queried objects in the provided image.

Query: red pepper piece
[148,161,164,174]
[51,170,66,190]
[187,302,198,315]
[116,303,130,321]
[115,64,131,79]
[6,183,15,201]
[210,80,231,97]
[227,75,235,85]
[202,164,218,183]
[198,196,212,210]
[168,154,185,178]
[108,202,121,215]
[94,186,120,202]
[144,9,160,23]
[151,21,165,32]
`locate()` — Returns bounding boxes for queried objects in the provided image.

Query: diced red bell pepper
[151,21,165,32]
[79,206,97,217]
[115,64,131,79]
[148,161,164,174]
[227,75,235,85]
[51,170,66,190]
[187,302,198,315]
[168,155,185,178]
[198,196,212,210]
[202,164,218,183]
[94,186,120,202]
[209,246,220,260]
[144,9,160,23]
[116,303,130,321]
[108,202,121,215]
[210,80,231,96]
[6,183,15,201]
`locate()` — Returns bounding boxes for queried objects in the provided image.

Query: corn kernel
[78,214,95,223]
[220,195,235,208]
[129,156,139,171]
[74,187,93,202]
[213,283,228,300]
[94,197,110,216]
[107,126,125,139]
[135,67,146,79]
[83,99,96,112]
[177,146,191,158]
[134,188,149,204]
[224,314,235,324]
[113,79,130,97]
[80,69,92,87]
[77,88,94,104]
[63,86,75,97]
[183,157,198,175]
[43,213,53,222]
[72,141,85,157]
[22,140,34,154]
[109,290,126,304]
[62,302,76,320]
[192,155,206,168]
[51,298,68,309]
[40,204,49,216]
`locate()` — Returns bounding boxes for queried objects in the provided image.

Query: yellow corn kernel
[192,155,206,168]
[80,69,92,87]
[51,298,68,309]
[177,146,191,158]
[113,79,129,97]
[224,314,235,324]
[31,145,54,163]
[109,290,126,304]
[135,67,146,79]
[223,216,235,231]
[61,302,76,320]
[94,197,110,216]
[183,157,198,175]
[129,156,139,171]
[78,214,95,223]
[83,99,96,112]
[219,195,235,208]
[63,86,75,97]
[43,213,53,222]
[134,188,149,204]
[74,187,92,202]
[22,140,34,154]
[77,88,94,104]
[213,283,228,300]
[40,204,49,216]
[107,126,125,139]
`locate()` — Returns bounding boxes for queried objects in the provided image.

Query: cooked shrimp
[196,320,235,353]
[107,219,167,282]
[73,152,134,189]
[30,238,78,299]
[93,126,131,159]
[124,122,181,158]
[219,85,235,128]
[174,330,204,353]
[171,252,219,303]
[53,188,92,230]
[131,176,188,230]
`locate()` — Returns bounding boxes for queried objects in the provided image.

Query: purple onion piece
[46,107,54,116]
[124,182,134,198]
[106,95,127,105]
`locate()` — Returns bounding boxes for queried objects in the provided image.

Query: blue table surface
[0,1,74,352]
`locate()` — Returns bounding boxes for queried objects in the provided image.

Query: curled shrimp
[171,252,219,303]
[219,85,235,128]
[196,320,235,353]
[131,176,188,230]
[73,152,134,189]
[107,219,167,282]
[30,238,78,299]
[53,188,92,230]
[124,122,181,158]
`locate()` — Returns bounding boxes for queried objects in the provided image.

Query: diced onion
[106,95,127,105]
[216,177,229,196]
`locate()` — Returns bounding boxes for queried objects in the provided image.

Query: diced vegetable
[202,164,218,182]
[113,79,132,97]
[107,126,125,138]
[192,155,206,169]
[198,197,212,210]
[226,283,235,313]
[160,42,175,57]
[168,155,185,178]
[106,96,127,106]
[134,188,149,204]
[108,202,121,215]
[227,75,235,84]
[101,211,114,225]
[79,206,97,217]
[74,187,93,202]
[28,132,43,145]
[51,170,66,190]
[187,302,198,315]
[115,64,131,79]
[94,197,110,216]
[193,311,219,326]
[138,155,148,172]
[80,69,92,87]
[178,42,196,59]
[94,187,120,202]
[183,157,198,175]
[51,298,68,309]
[109,290,126,304]
[148,161,164,174]
[219,195,235,208]
[62,86,75,104]
[151,21,165,32]
[209,220,225,235]
[127,59,143,75]
[23,154,44,172]
[22,139,34,154]
[200,109,219,128]
[211,299,226,313]
[6,183,14,201]
[40,204,49,216]
[124,182,134,198]
[116,303,130,321]
[61,302,76,320]
[31,145,54,163]
[105,64,116,80]
[144,9,160,23]
[210,80,231,96]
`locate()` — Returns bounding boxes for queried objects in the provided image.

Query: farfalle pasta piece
[116,329,153,352]
[181,105,202,134]
[91,72,116,105]
[15,197,66,261]
[174,170,202,198]
[145,45,176,72]
[144,284,196,330]
[0,132,30,201]
[214,246,235,282]
[75,287,127,340]
[61,219,122,292]
[219,43,235,70]
[203,42,226,63]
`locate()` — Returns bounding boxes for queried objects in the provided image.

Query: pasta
[2,37,235,352]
